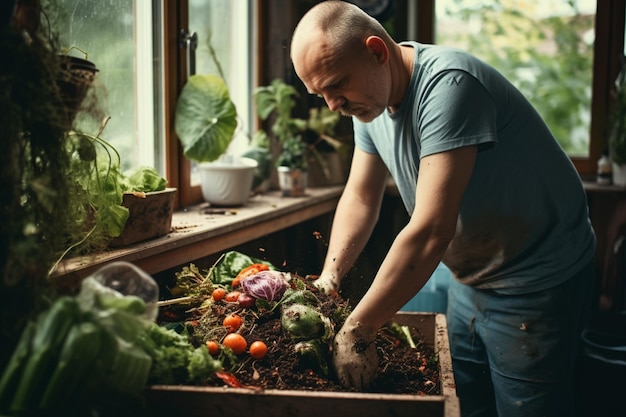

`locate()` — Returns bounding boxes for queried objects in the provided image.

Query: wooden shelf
[51,186,343,287]
[583,180,626,194]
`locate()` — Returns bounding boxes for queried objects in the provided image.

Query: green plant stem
[47,224,98,277]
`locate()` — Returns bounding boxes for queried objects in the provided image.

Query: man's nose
[323,93,345,112]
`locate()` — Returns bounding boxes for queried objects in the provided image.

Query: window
[436,0,595,158]
[54,0,157,171]
[187,0,255,187]
[52,0,625,199]
[412,0,625,177]
[53,0,256,206]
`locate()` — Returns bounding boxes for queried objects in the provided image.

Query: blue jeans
[446,260,594,417]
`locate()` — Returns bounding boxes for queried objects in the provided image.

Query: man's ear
[365,36,389,64]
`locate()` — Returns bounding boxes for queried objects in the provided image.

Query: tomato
[224,291,241,302]
[222,333,247,354]
[205,340,219,356]
[249,340,268,360]
[212,287,226,302]
[232,263,271,288]
[223,313,243,333]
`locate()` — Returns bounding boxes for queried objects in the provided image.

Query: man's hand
[313,271,339,293]
[332,317,378,390]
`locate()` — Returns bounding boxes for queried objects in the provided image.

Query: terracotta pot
[109,188,177,247]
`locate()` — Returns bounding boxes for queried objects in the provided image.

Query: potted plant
[241,129,273,194]
[175,74,259,206]
[254,79,349,195]
[57,115,174,259]
[305,106,352,186]
[54,51,174,256]
[57,46,98,126]
[609,60,626,186]
[254,79,309,196]
[0,0,163,369]
[175,35,265,206]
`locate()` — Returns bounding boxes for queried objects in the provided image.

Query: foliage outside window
[53,0,155,172]
[187,0,253,185]
[436,0,595,157]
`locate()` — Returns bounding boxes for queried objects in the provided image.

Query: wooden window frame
[410,0,624,178]
[165,1,625,209]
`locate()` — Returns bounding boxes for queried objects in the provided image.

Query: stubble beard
[341,103,386,123]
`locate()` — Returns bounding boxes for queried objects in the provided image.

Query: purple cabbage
[240,270,290,302]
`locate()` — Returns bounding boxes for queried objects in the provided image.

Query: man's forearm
[322,190,380,282]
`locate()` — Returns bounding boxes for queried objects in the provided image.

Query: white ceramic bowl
[198,156,258,206]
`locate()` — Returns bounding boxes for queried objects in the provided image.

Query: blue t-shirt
[354,42,595,293]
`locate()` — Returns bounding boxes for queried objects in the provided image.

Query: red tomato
[212,287,226,302]
[224,291,241,302]
[205,340,219,356]
[249,340,268,360]
[222,333,247,354]
[223,314,243,333]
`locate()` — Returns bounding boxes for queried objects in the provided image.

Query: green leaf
[211,251,274,285]
[175,74,238,163]
[125,166,167,192]
[253,85,278,120]
[98,204,130,238]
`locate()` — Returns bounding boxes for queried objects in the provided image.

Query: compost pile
[156,251,441,395]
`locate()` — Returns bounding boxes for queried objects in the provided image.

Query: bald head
[291,1,391,65]
[290,1,400,121]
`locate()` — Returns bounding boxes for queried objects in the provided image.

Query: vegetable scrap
[156,250,441,394]
[0,262,220,416]
[0,252,441,417]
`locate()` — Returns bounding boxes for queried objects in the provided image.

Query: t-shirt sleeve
[353,117,379,154]
[418,69,498,158]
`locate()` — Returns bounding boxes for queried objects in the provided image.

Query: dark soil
[158,278,441,396]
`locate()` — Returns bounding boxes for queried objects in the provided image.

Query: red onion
[237,292,256,308]
[240,270,290,302]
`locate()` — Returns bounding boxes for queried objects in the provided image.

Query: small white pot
[199,156,258,206]
[277,166,308,197]
[613,162,626,187]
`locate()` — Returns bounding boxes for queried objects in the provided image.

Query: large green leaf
[175,74,237,162]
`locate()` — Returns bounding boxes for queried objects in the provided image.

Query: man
[290,1,596,417]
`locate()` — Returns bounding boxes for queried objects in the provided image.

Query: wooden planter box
[146,312,459,417]
[109,188,177,247]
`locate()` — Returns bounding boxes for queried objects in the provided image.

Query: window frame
[413,0,624,178]
[164,0,624,209]
[584,0,625,176]
[162,0,260,208]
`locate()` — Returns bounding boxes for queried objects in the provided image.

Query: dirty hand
[332,316,378,390]
[313,271,339,293]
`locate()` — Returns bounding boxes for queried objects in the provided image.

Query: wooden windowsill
[583,180,626,194]
[52,186,343,286]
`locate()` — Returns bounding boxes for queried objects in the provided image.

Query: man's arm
[332,145,477,389]
[349,145,477,329]
[315,148,389,292]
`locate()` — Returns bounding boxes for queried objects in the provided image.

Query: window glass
[188,0,253,185]
[53,0,157,172]
[436,0,596,157]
